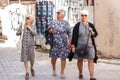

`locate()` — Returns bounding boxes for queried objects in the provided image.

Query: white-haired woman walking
[47,9,72,78]
[16,15,37,79]
[71,9,98,80]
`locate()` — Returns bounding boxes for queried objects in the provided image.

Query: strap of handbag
[79,22,90,46]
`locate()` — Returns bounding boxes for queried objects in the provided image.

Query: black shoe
[79,74,83,79]
[90,78,96,80]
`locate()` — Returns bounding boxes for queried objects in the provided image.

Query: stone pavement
[0,45,120,80]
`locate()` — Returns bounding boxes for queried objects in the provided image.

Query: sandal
[61,74,65,79]
[31,68,35,76]
[79,74,83,79]
[25,72,29,79]
[53,70,57,76]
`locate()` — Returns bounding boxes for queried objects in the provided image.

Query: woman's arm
[27,25,37,36]
[89,23,98,38]
[16,25,22,36]
[66,22,72,46]
[71,23,79,46]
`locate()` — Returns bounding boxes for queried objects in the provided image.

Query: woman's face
[57,11,63,20]
[81,14,88,22]
[25,17,33,25]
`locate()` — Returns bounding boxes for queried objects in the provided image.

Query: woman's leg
[61,58,66,75]
[88,59,94,79]
[24,62,29,79]
[24,62,29,73]
[51,58,57,71]
[51,58,57,76]
[30,61,34,69]
[77,59,83,75]
[30,61,35,76]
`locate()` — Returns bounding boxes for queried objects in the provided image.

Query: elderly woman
[71,9,98,80]
[16,15,37,79]
[48,9,71,78]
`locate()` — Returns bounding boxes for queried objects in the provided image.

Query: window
[86,0,94,6]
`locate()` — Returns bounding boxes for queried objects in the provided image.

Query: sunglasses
[81,15,87,17]
[57,12,60,14]
[26,17,30,20]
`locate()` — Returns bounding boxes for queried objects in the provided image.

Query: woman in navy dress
[48,9,71,78]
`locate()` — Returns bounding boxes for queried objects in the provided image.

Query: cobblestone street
[0,43,120,80]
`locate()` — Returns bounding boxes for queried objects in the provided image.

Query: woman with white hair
[47,9,71,78]
[16,15,37,79]
[71,9,98,80]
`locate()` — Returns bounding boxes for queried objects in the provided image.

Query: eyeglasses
[81,15,87,17]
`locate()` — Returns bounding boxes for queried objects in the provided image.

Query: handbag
[68,50,74,61]
[75,45,88,57]
[45,29,54,49]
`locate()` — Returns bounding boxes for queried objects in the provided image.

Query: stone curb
[98,59,120,65]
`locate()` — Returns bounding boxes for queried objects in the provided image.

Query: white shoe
[53,70,57,76]
[61,74,65,79]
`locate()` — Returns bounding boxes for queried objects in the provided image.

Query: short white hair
[61,9,66,17]
[57,9,66,17]
[80,9,89,16]
[26,15,35,20]
[25,15,35,24]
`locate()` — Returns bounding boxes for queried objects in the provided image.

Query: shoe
[79,74,83,79]
[53,70,57,76]
[25,72,29,80]
[31,68,35,76]
[61,74,65,79]
[90,78,96,80]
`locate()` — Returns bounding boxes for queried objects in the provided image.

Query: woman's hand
[89,27,94,36]
[72,47,75,53]
[26,26,32,30]
[69,45,75,53]
[49,28,55,34]
[20,29,24,32]
[67,39,71,47]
